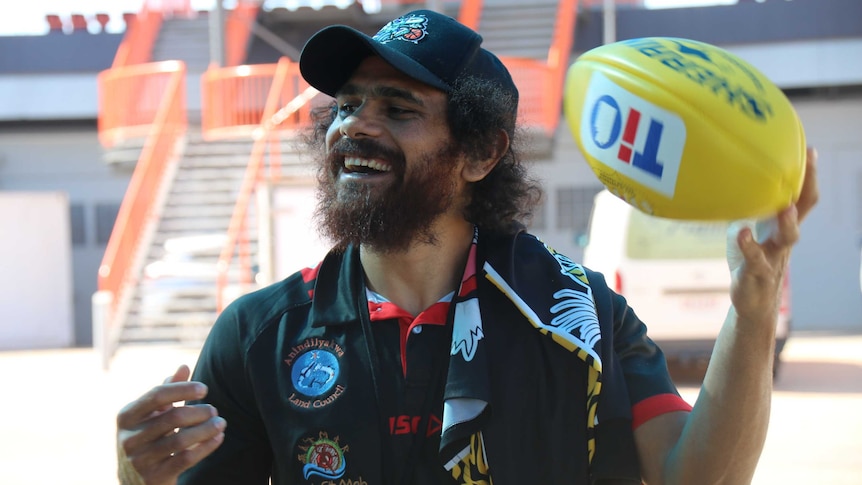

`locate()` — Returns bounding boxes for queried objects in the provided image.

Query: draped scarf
[440,229,606,484]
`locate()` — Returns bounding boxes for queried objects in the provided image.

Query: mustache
[328,138,405,167]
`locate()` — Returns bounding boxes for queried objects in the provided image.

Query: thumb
[726,220,755,272]
[155,365,193,414]
[163,364,192,385]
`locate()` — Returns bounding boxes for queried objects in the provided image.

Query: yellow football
[564,37,806,221]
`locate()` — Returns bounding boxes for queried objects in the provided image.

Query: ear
[462,129,510,182]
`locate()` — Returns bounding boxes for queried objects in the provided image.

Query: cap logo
[372,13,429,44]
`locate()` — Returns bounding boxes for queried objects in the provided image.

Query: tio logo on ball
[580,72,687,199]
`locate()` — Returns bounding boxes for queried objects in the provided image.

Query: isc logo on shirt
[579,72,686,198]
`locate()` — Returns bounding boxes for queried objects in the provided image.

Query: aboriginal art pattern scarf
[439,229,604,484]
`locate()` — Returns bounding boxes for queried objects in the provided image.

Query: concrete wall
[0,192,74,349]
[0,122,132,346]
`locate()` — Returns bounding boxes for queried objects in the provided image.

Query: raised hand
[728,147,819,326]
[116,365,226,485]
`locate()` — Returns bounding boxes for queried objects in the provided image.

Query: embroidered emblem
[297,431,349,480]
[285,338,346,409]
[451,298,484,362]
[373,13,429,44]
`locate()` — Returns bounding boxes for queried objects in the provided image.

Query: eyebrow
[336,83,426,107]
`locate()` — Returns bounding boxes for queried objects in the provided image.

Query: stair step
[182,155,257,168]
[174,168,248,181]
[161,205,236,218]
[171,179,243,192]
[121,322,215,345]
[158,218,232,231]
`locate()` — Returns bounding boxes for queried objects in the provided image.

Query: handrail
[215,58,319,311]
[97,61,188,363]
[458,0,483,30]
[201,63,281,140]
[102,0,195,147]
[99,61,189,147]
[112,4,162,68]
[112,0,194,68]
[547,0,578,128]
[225,0,261,67]
[497,0,578,135]
[201,58,317,141]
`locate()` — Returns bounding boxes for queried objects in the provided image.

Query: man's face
[315,56,469,253]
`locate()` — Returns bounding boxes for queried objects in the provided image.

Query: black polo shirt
[180,245,459,485]
[179,233,690,485]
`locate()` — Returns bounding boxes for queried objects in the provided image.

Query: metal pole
[603,0,616,45]
[209,0,226,67]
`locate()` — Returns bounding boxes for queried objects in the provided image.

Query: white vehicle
[583,190,790,372]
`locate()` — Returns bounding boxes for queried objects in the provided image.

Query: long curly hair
[305,75,543,234]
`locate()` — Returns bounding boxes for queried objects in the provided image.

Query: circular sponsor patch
[291,349,340,397]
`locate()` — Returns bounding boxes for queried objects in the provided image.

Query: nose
[339,105,383,139]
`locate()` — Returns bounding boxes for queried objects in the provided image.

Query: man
[116,9,819,485]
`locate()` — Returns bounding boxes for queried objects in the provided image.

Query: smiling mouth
[343,157,392,175]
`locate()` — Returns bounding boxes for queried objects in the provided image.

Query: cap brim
[299,25,451,97]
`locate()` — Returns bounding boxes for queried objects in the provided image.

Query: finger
[769,204,800,248]
[736,225,767,271]
[142,428,226,484]
[124,404,219,453]
[164,365,191,385]
[130,415,226,474]
[796,146,819,222]
[157,365,193,414]
[117,382,208,430]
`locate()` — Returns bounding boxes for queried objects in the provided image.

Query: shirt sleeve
[610,290,693,429]
[178,300,273,485]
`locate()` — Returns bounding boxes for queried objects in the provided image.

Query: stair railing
[457,0,483,29]
[99,0,197,147]
[458,0,577,136]
[112,2,162,68]
[97,61,188,367]
[215,58,320,311]
[201,63,285,141]
[112,0,194,69]
[545,0,578,131]
[225,0,261,67]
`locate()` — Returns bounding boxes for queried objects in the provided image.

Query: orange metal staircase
[95,0,579,367]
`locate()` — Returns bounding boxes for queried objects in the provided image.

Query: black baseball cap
[299,9,518,108]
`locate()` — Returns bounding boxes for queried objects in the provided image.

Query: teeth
[344,157,391,172]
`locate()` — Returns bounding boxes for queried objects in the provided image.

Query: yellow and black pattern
[448,432,493,485]
[483,240,604,466]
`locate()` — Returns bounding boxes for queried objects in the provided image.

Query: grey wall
[788,92,862,331]
[0,122,131,346]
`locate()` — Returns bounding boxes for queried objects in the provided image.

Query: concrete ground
[0,332,860,484]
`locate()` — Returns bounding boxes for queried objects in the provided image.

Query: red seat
[71,14,89,32]
[95,13,110,32]
[45,14,64,33]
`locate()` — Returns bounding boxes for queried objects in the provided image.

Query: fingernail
[214,417,227,430]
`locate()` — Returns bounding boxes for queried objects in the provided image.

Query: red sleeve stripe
[631,393,692,429]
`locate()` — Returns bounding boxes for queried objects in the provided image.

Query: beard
[314,138,461,254]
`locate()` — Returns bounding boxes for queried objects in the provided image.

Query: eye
[388,106,413,117]
[337,102,357,117]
